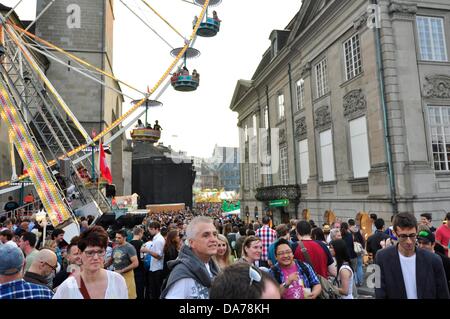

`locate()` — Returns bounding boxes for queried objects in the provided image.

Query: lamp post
[91,129,97,183]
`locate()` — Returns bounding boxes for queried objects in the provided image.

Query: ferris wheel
[0,0,222,239]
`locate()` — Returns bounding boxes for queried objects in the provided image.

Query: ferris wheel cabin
[130,128,161,143]
[171,75,199,92]
[197,18,220,37]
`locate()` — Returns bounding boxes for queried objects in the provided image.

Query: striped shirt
[255,225,277,261]
[0,279,54,299]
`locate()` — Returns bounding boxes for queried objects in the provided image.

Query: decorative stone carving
[353,12,368,30]
[389,2,417,18]
[295,117,307,140]
[301,62,311,78]
[343,89,367,118]
[423,75,450,99]
[279,128,287,145]
[255,185,301,202]
[314,105,331,130]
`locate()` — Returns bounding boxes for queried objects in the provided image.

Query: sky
[2,0,302,158]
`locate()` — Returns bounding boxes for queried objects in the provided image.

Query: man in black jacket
[417,229,450,293]
[367,218,389,259]
[375,212,449,299]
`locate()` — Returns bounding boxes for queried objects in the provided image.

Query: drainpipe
[372,0,398,214]
[288,63,300,219]
[265,85,271,213]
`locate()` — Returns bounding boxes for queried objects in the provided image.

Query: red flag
[99,143,112,184]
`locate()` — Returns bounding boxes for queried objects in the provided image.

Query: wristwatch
[282,282,289,289]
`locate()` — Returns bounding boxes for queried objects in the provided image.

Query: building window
[253,114,258,137]
[349,116,370,178]
[315,58,328,98]
[280,146,289,185]
[278,93,285,121]
[264,106,269,129]
[253,164,259,188]
[428,106,450,171]
[320,129,335,182]
[417,16,448,62]
[344,34,362,81]
[299,139,309,185]
[296,79,305,111]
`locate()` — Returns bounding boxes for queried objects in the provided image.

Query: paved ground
[356,264,375,299]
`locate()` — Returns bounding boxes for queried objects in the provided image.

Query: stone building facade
[230,0,450,226]
[35,0,128,195]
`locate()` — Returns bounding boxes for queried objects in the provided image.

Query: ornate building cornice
[389,1,417,19]
[295,117,307,140]
[423,75,450,99]
[300,62,312,78]
[343,89,367,119]
[255,185,301,202]
[314,105,332,131]
[353,12,368,30]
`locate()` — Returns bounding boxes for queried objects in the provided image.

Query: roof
[132,142,169,159]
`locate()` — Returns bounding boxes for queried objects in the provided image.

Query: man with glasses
[0,245,53,299]
[375,212,449,299]
[23,249,58,290]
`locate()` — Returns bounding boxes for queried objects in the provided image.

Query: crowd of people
[0,206,449,299]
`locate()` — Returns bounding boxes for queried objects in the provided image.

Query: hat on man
[322,224,331,234]
[417,230,435,244]
[0,245,24,275]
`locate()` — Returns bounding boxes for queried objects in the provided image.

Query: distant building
[212,146,240,192]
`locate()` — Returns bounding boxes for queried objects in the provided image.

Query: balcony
[255,185,301,202]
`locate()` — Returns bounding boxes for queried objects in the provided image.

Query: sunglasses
[249,265,262,286]
[44,262,58,272]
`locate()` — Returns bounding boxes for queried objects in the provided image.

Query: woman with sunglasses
[270,239,321,299]
[210,262,281,299]
[53,226,128,299]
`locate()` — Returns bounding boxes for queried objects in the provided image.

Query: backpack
[297,240,340,299]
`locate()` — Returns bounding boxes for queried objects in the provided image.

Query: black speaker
[105,184,116,198]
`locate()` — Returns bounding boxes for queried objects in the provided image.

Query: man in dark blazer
[375,212,449,299]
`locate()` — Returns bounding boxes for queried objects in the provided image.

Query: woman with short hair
[53,226,128,299]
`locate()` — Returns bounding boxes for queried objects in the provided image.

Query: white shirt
[53,270,128,299]
[165,278,208,299]
[3,240,18,248]
[150,233,165,272]
[338,264,354,299]
[398,252,417,299]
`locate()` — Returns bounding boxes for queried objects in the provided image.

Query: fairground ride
[0,0,222,240]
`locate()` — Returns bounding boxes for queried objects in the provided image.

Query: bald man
[23,249,57,289]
